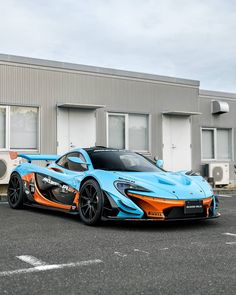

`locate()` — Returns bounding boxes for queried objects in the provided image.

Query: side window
[57,152,87,172]
[57,155,68,168]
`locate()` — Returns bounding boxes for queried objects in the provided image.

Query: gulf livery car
[7,147,220,225]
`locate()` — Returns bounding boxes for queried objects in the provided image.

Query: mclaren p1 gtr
[7,147,220,225]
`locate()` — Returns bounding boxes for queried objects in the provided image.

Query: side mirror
[68,157,89,166]
[156,159,164,168]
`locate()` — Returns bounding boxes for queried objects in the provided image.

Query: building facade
[0,54,235,186]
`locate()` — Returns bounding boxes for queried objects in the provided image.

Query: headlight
[114,181,151,196]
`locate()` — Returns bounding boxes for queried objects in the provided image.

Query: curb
[213,189,236,195]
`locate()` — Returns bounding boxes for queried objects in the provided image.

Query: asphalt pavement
[0,195,235,295]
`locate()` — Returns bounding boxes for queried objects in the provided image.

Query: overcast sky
[0,0,235,92]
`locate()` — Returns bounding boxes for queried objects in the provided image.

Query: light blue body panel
[19,154,59,162]
[13,148,218,219]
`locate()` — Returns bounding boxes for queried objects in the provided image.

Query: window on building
[10,106,38,150]
[129,114,148,151]
[202,128,232,160]
[0,105,39,151]
[202,129,214,159]
[217,129,232,159]
[108,114,126,149]
[108,113,149,152]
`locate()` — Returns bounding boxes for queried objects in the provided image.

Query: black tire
[7,172,24,209]
[79,179,104,225]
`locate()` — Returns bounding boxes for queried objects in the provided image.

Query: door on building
[162,115,191,171]
[57,108,96,155]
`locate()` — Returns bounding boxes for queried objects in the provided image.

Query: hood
[112,171,212,200]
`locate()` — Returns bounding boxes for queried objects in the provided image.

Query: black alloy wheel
[7,172,24,209]
[79,179,104,225]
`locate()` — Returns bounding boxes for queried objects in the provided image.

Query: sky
[0,0,236,92]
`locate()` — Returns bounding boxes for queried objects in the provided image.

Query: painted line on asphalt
[0,202,8,205]
[17,255,47,267]
[134,249,150,255]
[222,232,236,237]
[217,195,232,198]
[226,242,236,245]
[114,251,127,257]
[159,247,169,251]
[0,258,103,277]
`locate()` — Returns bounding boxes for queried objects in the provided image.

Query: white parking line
[114,251,127,257]
[17,255,47,266]
[134,249,150,255]
[0,257,103,277]
[159,247,169,251]
[226,242,236,245]
[222,232,236,237]
[0,202,8,205]
[217,195,232,198]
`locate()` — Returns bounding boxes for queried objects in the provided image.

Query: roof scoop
[157,177,176,186]
[156,174,192,186]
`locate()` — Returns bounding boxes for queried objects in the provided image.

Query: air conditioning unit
[0,153,21,185]
[206,163,230,186]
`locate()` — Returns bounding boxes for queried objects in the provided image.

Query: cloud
[0,0,236,92]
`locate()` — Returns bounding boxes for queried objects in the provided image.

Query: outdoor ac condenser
[206,162,230,186]
[0,153,21,185]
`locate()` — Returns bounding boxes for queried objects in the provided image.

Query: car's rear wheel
[79,179,104,225]
[8,172,24,209]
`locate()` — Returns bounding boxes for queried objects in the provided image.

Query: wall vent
[212,100,229,114]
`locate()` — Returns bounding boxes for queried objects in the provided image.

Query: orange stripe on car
[23,173,72,210]
[127,193,212,219]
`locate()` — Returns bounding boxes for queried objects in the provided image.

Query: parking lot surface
[0,195,235,295]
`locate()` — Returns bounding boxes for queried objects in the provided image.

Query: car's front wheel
[79,179,104,225]
[8,172,24,209]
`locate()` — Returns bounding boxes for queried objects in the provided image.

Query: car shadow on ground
[20,204,220,232]
[100,218,220,231]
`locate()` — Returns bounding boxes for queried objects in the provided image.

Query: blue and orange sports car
[7,147,220,225]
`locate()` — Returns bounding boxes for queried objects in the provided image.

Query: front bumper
[118,193,219,221]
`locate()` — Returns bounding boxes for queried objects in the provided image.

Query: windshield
[87,150,162,172]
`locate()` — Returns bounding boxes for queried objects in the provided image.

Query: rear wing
[9,151,58,163]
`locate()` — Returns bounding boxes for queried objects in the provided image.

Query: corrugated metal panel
[0,61,199,156]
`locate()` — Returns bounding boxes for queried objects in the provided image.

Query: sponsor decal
[61,184,76,193]
[42,177,59,186]
[42,177,76,193]
[118,177,135,184]
[148,211,164,218]
[94,149,124,152]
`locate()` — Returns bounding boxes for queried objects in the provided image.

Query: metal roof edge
[199,89,236,100]
[0,53,200,87]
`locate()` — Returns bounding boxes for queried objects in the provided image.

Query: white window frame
[0,105,10,151]
[201,127,233,161]
[106,112,149,153]
[0,105,40,152]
